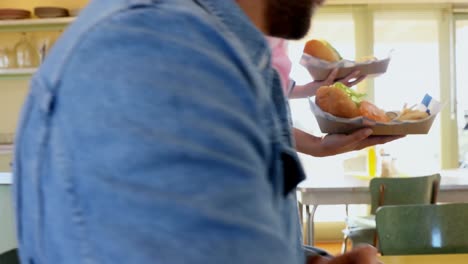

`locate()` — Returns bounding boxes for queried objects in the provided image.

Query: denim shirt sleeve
[46,9,300,264]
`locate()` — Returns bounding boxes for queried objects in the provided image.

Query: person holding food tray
[268,36,403,157]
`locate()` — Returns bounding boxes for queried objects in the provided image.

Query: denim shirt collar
[194,0,271,71]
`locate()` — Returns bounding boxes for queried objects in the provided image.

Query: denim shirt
[13,0,307,263]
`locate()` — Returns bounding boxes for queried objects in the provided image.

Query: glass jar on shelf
[34,31,59,64]
[14,32,40,68]
[0,47,16,69]
[0,48,10,68]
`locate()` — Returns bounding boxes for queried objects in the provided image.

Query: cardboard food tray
[308,96,440,135]
[300,54,391,81]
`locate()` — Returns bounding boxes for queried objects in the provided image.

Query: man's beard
[266,0,318,40]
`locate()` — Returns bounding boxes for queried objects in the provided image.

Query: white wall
[0,185,17,253]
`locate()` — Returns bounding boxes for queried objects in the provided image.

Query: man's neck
[236,0,267,34]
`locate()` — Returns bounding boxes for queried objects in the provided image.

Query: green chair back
[343,174,440,252]
[369,174,440,214]
[376,203,468,255]
[0,249,20,264]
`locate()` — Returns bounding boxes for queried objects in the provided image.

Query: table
[379,253,468,264]
[0,172,12,185]
[297,169,468,246]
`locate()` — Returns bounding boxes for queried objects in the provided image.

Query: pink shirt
[266,37,292,95]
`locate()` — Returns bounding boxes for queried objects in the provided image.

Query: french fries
[397,103,429,121]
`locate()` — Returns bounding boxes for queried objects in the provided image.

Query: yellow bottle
[367,146,377,177]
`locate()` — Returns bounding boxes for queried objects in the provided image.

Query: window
[289,6,453,179]
[289,11,355,135]
[289,10,357,222]
[288,5,459,223]
[373,10,442,175]
[455,16,468,167]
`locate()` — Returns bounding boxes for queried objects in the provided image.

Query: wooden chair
[342,174,440,252]
[376,203,468,255]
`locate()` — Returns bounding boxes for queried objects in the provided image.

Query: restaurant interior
[1,0,468,263]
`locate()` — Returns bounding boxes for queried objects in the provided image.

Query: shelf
[0,68,37,78]
[0,17,75,32]
[0,68,36,74]
[0,17,75,27]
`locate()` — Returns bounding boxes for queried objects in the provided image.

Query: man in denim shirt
[14,0,381,263]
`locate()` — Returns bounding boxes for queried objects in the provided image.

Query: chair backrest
[0,249,20,264]
[376,203,468,255]
[369,174,440,214]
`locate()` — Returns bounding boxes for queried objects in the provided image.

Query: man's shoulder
[66,4,242,80]
[99,3,230,53]
[105,2,220,35]
[41,1,238,85]
[47,1,258,108]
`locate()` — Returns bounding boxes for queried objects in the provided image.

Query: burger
[315,82,390,123]
[303,39,377,63]
[303,39,342,63]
